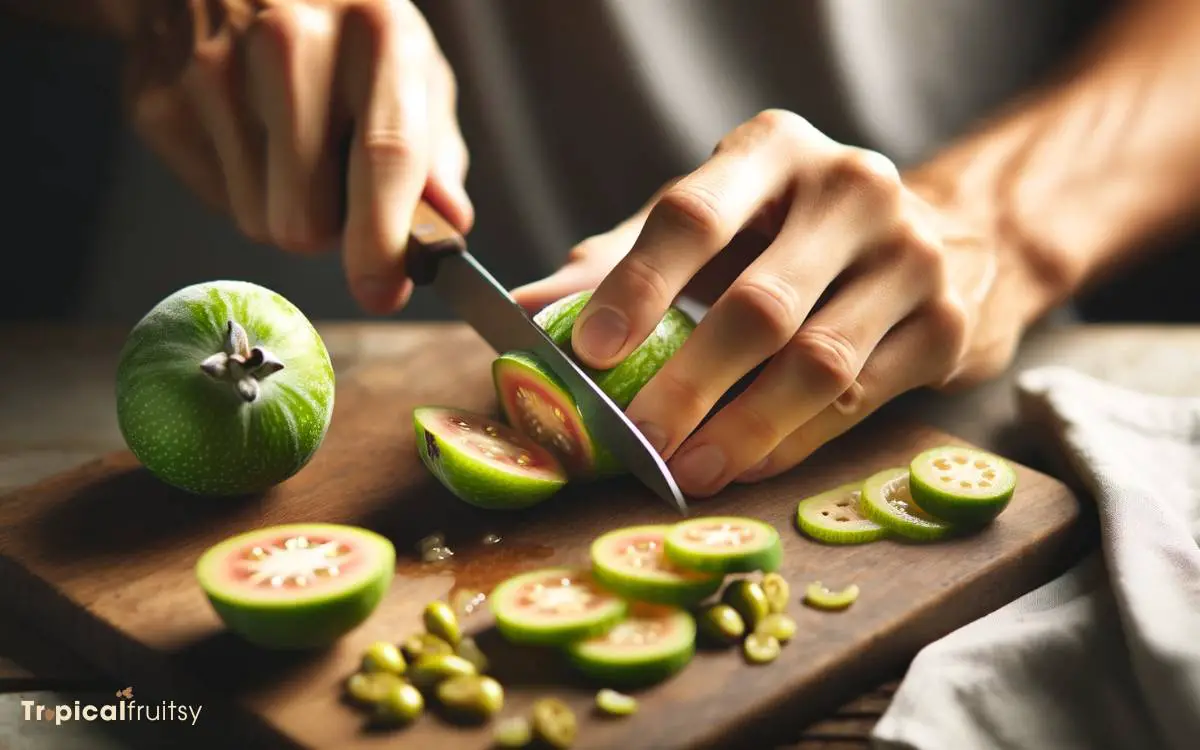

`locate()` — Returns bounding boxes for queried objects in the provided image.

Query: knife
[405,200,688,515]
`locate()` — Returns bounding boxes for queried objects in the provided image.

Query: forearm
[906,0,1200,327]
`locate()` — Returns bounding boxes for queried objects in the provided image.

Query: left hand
[512,110,1020,498]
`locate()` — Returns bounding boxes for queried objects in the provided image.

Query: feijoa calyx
[195,523,394,649]
[116,280,335,496]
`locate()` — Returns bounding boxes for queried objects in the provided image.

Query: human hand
[124,0,472,313]
[513,110,1024,498]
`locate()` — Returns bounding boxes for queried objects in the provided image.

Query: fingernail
[635,421,667,453]
[576,307,628,362]
[672,445,726,492]
[737,458,770,482]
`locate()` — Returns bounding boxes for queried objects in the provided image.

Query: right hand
[124,0,472,313]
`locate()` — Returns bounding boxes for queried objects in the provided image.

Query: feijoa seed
[760,573,790,614]
[435,674,504,724]
[423,600,462,645]
[361,641,406,675]
[755,613,797,643]
[344,672,404,707]
[721,580,771,630]
[374,682,424,725]
[743,632,781,664]
[697,604,745,646]
[409,653,477,692]
[494,716,534,747]
[532,697,578,749]
[595,688,638,717]
[401,633,453,663]
[455,635,490,673]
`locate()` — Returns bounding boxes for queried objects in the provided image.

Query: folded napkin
[871,366,1200,750]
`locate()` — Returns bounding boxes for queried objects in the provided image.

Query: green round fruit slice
[803,581,860,611]
[565,604,696,688]
[489,568,628,647]
[859,467,956,542]
[116,280,335,496]
[590,525,722,607]
[195,523,394,649]
[796,482,888,544]
[908,446,1017,525]
[662,516,783,574]
[533,289,696,409]
[414,407,568,510]
[493,351,618,478]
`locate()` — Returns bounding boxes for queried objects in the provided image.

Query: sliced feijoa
[590,525,723,607]
[909,446,1017,526]
[565,604,696,688]
[489,567,628,647]
[414,406,568,510]
[494,351,619,478]
[531,697,578,749]
[859,467,955,542]
[595,689,638,717]
[796,482,888,544]
[533,289,696,409]
[195,523,394,650]
[663,516,783,575]
[803,581,859,611]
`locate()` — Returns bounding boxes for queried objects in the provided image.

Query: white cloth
[872,366,1200,750]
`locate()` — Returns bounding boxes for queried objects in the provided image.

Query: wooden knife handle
[407,200,467,286]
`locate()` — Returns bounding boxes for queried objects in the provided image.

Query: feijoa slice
[565,604,696,688]
[595,689,638,717]
[532,697,578,749]
[804,581,860,611]
[195,523,394,650]
[909,446,1017,525]
[859,467,955,542]
[760,573,790,614]
[796,482,888,544]
[590,525,722,606]
[414,406,568,510]
[663,516,783,574]
[494,716,534,747]
[742,632,781,664]
[490,567,628,647]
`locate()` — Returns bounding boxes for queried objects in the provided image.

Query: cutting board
[0,327,1082,749]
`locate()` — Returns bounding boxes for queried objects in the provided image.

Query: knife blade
[406,200,688,515]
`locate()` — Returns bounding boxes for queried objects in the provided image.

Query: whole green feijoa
[697,604,745,646]
[435,674,505,724]
[721,580,771,631]
[401,633,454,663]
[116,280,335,496]
[374,681,424,725]
[361,641,406,675]
[423,600,462,645]
[532,697,577,749]
[409,654,477,692]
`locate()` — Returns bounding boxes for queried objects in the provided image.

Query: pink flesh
[501,572,615,616]
[430,410,563,480]
[603,532,714,581]
[497,370,593,475]
[219,533,369,599]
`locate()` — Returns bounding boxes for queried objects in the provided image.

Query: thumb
[511,258,604,314]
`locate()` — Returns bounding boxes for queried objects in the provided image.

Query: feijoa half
[490,567,628,647]
[859,467,955,542]
[195,523,394,649]
[909,446,1017,525]
[796,482,888,544]
[590,525,722,607]
[565,604,696,688]
[414,406,568,510]
[663,516,783,575]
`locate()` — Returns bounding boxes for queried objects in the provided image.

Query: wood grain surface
[0,326,1085,749]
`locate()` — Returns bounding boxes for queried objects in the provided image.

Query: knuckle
[728,400,786,450]
[826,148,902,203]
[787,327,860,393]
[726,275,801,344]
[892,219,945,274]
[361,129,421,166]
[611,252,673,304]
[750,108,812,139]
[654,183,728,243]
[649,368,712,426]
[926,295,970,351]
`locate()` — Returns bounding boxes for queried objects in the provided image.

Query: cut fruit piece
[590,525,723,607]
[803,581,859,611]
[662,516,783,575]
[860,467,956,542]
[909,446,1017,526]
[489,567,628,647]
[195,523,394,649]
[493,351,619,478]
[565,604,696,688]
[796,481,888,545]
[533,289,696,409]
[414,406,568,510]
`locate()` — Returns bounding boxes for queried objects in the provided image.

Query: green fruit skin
[590,562,721,608]
[664,523,784,575]
[413,407,566,510]
[565,612,697,688]
[908,450,1016,526]
[196,524,394,650]
[859,468,955,542]
[116,280,335,496]
[490,569,628,647]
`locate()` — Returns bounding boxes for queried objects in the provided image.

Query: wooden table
[2,321,1198,749]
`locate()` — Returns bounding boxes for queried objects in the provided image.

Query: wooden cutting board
[0,327,1082,749]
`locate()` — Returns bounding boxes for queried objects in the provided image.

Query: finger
[339,2,432,313]
[245,4,340,252]
[571,114,816,369]
[736,303,967,483]
[181,24,266,238]
[131,84,228,214]
[665,254,931,497]
[510,256,603,313]
[420,48,474,232]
